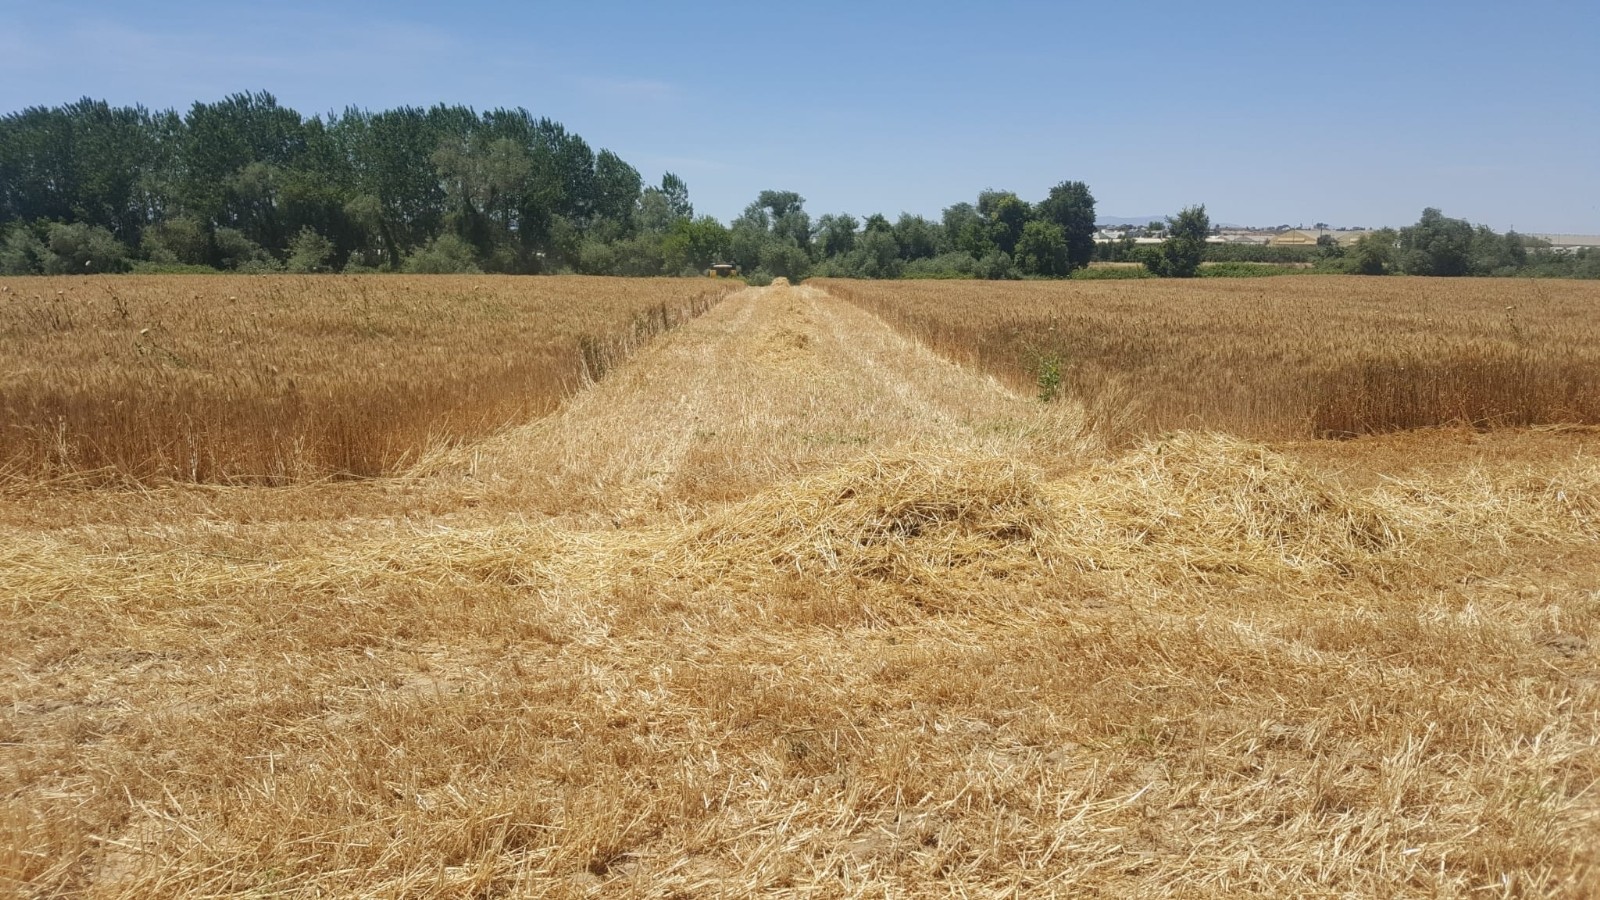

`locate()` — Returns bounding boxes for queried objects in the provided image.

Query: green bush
[142,215,211,266]
[1520,248,1600,279]
[236,258,285,274]
[1,226,47,274]
[286,227,336,273]
[403,234,482,274]
[606,234,667,277]
[214,227,275,271]
[129,261,220,274]
[1198,262,1300,278]
[975,250,1019,280]
[575,238,618,275]
[1145,206,1208,278]
[903,252,979,279]
[1201,243,1319,264]
[1071,265,1152,280]
[44,222,130,274]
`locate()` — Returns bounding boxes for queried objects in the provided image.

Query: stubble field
[2,276,1597,897]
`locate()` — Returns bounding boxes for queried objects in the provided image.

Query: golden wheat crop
[0,275,732,483]
[816,276,1600,439]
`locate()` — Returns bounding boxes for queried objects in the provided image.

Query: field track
[4,281,1599,897]
[444,280,1097,521]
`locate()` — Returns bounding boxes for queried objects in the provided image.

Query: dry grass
[3,281,1599,897]
[0,275,732,483]
[815,277,1600,439]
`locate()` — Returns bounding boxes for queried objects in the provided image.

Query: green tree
[1146,205,1208,277]
[942,202,990,257]
[339,107,446,267]
[756,190,805,220]
[635,189,674,234]
[814,213,858,259]
[1349,229,1398,275]
[1465,224,1527,275]
[730,192,812,279]
[1502,230,1529,270]
[658,173,692,220]
[978,190,1028,255]
[892,213,944,260]
[851,229,903,278]
[591,149,642,231]
[1014,220,1068,276]
[1035,180,1096,271]
[661,215,730,274]
[286,226,335,272]
[635,171,692,236]
[1398,208,1475,276]
[636,173,692,236]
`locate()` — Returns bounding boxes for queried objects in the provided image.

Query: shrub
[903,252,979,279]
[1199,262,1299,278]
[1071,265,1152,280]
[235,258,285,274]
[403,234,482,274]
[286,227,336,273]
[975,250,1019,280]
[1145,206,1208,278]
[575,239,618,275]
[606,234,667,277]
[1202,243,1318,264]
[142,216,211,266]
[214,227,275,271]
[129,261,219,274]
[1,226,47,275]
[43,222,130,274]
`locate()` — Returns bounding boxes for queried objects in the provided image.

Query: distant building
[1207,231,1272,245]
[1528,234,1600,252]
[1269,229,1375,247]
[1269,229,1320,246]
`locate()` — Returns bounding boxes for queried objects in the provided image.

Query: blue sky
[3,0,1597,232]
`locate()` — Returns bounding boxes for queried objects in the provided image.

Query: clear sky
[3,0,1597,232]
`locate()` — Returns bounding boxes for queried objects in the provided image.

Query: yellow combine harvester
[706,263,739,278]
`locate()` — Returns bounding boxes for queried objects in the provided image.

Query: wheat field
[0,275,732,483]
[2,278,1598,897]
[815,277,1600,440]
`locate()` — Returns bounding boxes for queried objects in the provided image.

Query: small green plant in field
[1034,351,1064,402]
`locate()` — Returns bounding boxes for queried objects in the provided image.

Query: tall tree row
[0,92,698,274]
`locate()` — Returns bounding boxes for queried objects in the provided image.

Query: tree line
[2,94,1593,280]
[0,93,1108,280]
[1313,209,1599,279]
[722,182,1099,283]
[0,92,717,276]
